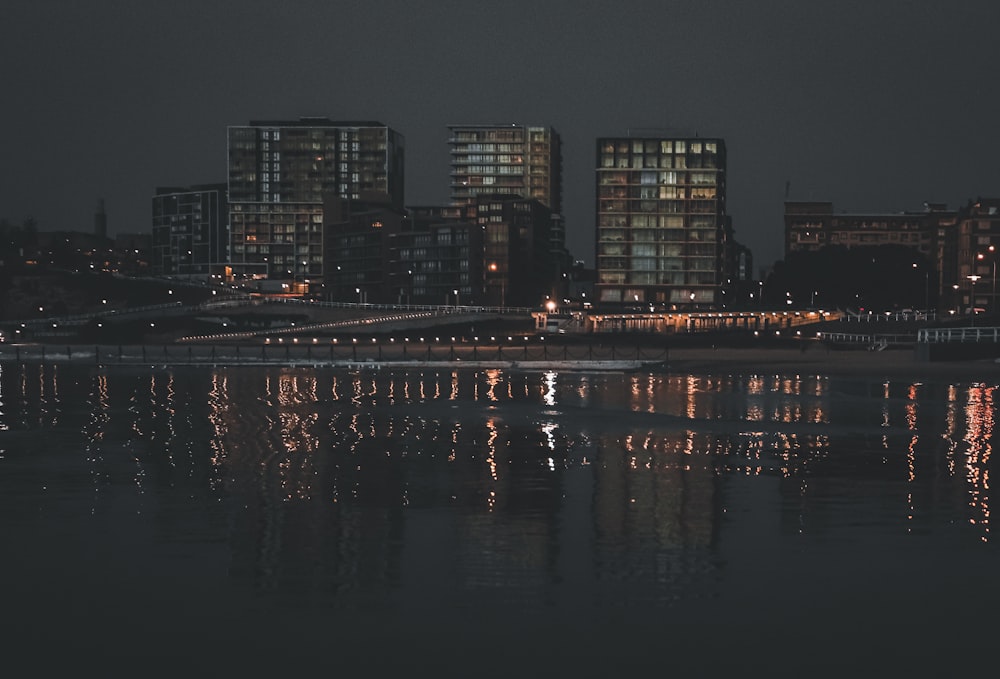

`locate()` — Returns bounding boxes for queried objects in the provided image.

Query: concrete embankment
[0,342,666,373]
[3,340,998,380]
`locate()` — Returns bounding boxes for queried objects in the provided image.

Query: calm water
[1,362,997,673]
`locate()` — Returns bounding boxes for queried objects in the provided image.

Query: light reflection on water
[1,363,998,665]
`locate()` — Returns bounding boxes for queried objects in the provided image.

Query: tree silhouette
[765,245,936,311]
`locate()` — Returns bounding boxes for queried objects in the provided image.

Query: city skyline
[3,1,999,272]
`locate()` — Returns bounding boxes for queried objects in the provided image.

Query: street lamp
[912,262,929,312]
[453,289,459,307]
[968,275,981,325]
[488,262,505,307]
[980,245,997,314]
[991,246,997,314]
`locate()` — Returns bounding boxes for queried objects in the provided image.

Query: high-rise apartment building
[151,184,228,277]
[595,136,727,308]
[447,124,567,305]
[448,124,562,214]
[227,118,404,293]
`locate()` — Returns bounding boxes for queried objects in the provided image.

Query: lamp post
[984,245,997,314]
[968,275,981,326]
[913,262,929,312]
[972,244,998,317]
[488,262,505,307]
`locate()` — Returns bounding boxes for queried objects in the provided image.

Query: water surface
[1,364,996,673]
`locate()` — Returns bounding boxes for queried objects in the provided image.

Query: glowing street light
[968,274,981,325]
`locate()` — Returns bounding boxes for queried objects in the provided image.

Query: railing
[6,301,191,327]
[176,308,480,343]
[5,298,534,330]
[841,310,938,323]
[817,332,917,348]
[917,327,1000,343]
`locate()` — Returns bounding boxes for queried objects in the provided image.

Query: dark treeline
[0,217,39,257]
[763,245,936,312]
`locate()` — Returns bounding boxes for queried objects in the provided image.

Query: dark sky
[4,0,999,271]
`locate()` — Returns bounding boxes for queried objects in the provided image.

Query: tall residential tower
[595,136,727,309]
[227,118,404,293]
[151,183,228,277]
[448,124,562,214]
[448,124,567,306]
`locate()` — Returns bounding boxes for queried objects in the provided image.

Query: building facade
[391,217,484,307]
[956,198,1000,314]
[445,124,568,307]
[594,136,727,309]
[322,196,407,304]
[477,196,561,307]
[448,124,562,214]
[151,184,228,277]
[784,201,940,257]
[389,197,562,308]
[227,118,404,294]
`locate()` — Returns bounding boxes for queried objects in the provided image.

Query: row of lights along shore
[263,336,537,344]
[256,329,820,345]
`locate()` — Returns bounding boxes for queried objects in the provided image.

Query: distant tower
[94,199,107,239]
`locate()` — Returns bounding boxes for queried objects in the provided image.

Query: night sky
[3,0,999,271]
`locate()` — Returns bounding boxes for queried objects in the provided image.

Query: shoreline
[665,345,1000,379]
[2,342,1000,380]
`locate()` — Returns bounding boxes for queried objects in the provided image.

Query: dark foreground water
[1,363,997,674]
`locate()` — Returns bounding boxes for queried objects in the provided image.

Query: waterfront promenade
[3,339,999,379]
[0,340,667,372]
